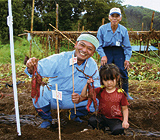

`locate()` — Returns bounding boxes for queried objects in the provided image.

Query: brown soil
[0,80,160,140]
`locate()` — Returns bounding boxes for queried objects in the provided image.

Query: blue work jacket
[25,50,100,111]
[97,22,132,61]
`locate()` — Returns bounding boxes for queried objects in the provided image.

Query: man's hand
[87,78,94,84]
[72,93,80,104]
[26,57,39,74]
[124,60,129,70]
[101,56,107,66]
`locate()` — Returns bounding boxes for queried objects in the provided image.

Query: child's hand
[122,121,129,129]
[87,78,94,84]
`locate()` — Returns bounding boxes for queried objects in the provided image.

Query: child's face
[102,78,117,92]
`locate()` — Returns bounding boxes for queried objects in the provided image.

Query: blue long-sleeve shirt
[97,22,132,61]
[25,50,100,110]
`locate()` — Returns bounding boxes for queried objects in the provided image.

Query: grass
[0,36,99,64]
[0,36,160,81]
[0,36,79,64]
[0,36,159,65]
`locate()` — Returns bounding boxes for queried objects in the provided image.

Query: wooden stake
[141,22,144,31]
[150,11,155,31]
[55,84,61,140]
[55,4,59,54]
[31,0,35,32]
[102,18,105,25]
[72,55,76,114]
[82,26,84,31]
[30,0,35,58]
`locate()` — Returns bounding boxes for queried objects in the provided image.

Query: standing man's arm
[123,29,132,69]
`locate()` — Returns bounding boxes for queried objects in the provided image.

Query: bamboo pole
[55,4,59,54]
[49,23,76,45]
[102,18,105,25]
[29,40,32,58]
[141,22,144,31]
[55,84,61,140]
[72,55,76,114]
[139,23,143,53]
[68,40,69,51]
[23,30,160,34]
[56,4,58,30]
[45,29,49,56]
[146,39,150,57]
[150,11,155,31]
[139,40,142,53]
[31,0,34,32]
[146,11,155,58]
[30,0,35,58]
[132,50,160,64]
[82,26,84,31]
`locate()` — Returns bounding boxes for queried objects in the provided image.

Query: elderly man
[97,7,133,100]
[25,32,100,128]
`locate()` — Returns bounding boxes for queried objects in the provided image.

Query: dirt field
[0,66,160,139]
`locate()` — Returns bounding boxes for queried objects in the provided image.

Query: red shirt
[95,87,129,121]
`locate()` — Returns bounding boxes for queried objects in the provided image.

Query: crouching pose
[25,33,100,128]
[80,64,129,135]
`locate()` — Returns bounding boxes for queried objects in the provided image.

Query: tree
[124,5,160,31]
[152,11,160,31]
[0,0,26,43]
[80,0,126,31]
[0,0,129,43]
[0,1,8,42]
[12,0,26,35]
[33,0,83,31]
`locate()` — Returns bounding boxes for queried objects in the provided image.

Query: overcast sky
[122,0,160,12]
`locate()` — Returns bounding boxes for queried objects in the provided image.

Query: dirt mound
[0,80,160,140]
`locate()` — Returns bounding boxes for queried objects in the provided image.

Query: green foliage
[0,37,27,64]
[0,0,83,43]
[57,0,82,31]
[0,44,11,63]
[0,0,26,43]
[0,37,41,64]
[128,62,160,80]
[0,63,31,85]
[80,0,126,31]
[123,5,160,31]
[32,0,83,31]
[0,1,9,42]
[1,0,160,44]
[0,36,75,64]
[0,37,160,82]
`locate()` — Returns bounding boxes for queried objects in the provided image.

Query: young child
[81,63,130,135]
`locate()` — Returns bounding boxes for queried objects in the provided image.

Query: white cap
[109,8,121,16]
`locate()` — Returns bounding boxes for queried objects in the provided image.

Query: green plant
[128,62,160,80]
